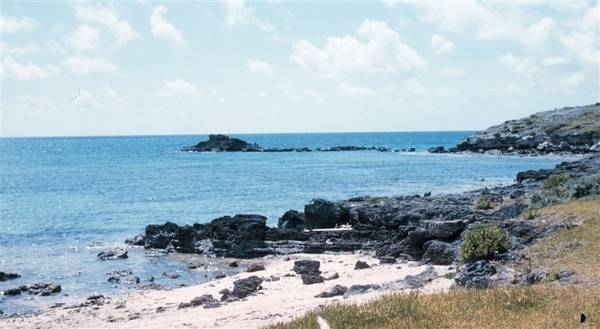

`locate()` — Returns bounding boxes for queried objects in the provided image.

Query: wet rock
[209,214,268,258]
[97,248,128,261]
[422,240,458,265]
[4,283,62,296]
[180,134,263,152]
[454,260,497,289]
[246,264,265,272]
[214,273,226,279]
[354,261,370,270]
[0,272,20,282]
[230,276,263,299]
[315,285,347,298]
[228,261,239,268]
[293,260,321,274]
[163,272,181,279]
[125,235,145,246]
[278,210,306,230]
[127,276,140,285]
[3,287,22,296]
[403,266,438,289]
[301,273,324,285]
[428,146,447,153]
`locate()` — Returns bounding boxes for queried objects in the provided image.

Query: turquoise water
[0,132,567,314]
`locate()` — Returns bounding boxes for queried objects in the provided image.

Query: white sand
[1,252,453,329]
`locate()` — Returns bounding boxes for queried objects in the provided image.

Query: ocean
[0,132,570,314]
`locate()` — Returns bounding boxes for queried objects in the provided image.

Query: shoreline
[0,253,453,329]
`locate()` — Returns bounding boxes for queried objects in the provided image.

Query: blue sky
[1,0,598,137]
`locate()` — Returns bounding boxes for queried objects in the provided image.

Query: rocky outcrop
[454,260,497,289]
[220,276,263,301]
[97,248,128,260]
[0,272,20,282]
[3,283,61,296]
[432,103,600,155]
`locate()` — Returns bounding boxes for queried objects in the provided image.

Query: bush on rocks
[460,224,511,262]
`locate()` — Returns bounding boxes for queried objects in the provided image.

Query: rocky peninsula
[429,103,600,155]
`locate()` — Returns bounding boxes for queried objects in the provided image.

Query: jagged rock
[346,284,380,295]
[228,261,239,268]
[0,272,20,282]
[354,261,370,270]
[230,276,263,299]
[190,294,221,308]
[428,146,447,153]
[97,248,128,260]
[278,210,306,230]
[180,134,262,152]
[422,240,458,265]
[125,235,145,246]
[293,260,320,274]
[315,285,347,298]
[403,266,438,289]
[4,283,61,296]
[246,264,265,272]
[454,260,497,289]
[519,269,548,285]
[301,273,324,285]
[210,214,268,258]
[305,199,343,229]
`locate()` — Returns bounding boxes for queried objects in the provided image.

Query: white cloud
[158,78,202,99]
[0,42,39,56]
[406,77,425,95]
[440,67,465,76]
[62,56,117,75]
[291,20,425,77]
[431,34,455,55]
[382,0,402,8]
[560,2,600,64]
[504,83,525,96]
[246,60,274,75]
[303,88,321,101]
[0,15,39,33]
[338,82,376,97]
[0,56,58,80]
[75,4,138,45]
[222,0,274,32]
[541,56,570,66]
[73,89,100,109]
[498,53,538,80]
[150,6,186,47]
[67,25,101,51]
[562,72,584,87]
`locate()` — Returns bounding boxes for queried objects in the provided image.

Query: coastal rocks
[97,248,128,260]
[277,210,306,230]
[0,272,20,281]
[402,266,438,289]
[293,260,320,274]
[3,283,61,296]
[210,214,268,258]
[454,260,497,289]
[189,294,221,309]
[180,134,262,152]
[346,284,381,295]
[246,264,265,272]
[315,285,347,298]
[428,146,447,153]
[422,240,458,265]
[354,261,370,270]
[220,276,264,301]
[301,273,324,285]
[305,199,344,229]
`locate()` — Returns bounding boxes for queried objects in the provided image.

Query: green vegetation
[543,173,570,197]
[460,223,511,262]
[475,196,492,210]
[521,206,539,220]
[265,286,600,329]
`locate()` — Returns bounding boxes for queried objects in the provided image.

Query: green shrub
[460,224,511,262]
[522,206,539,220]
[568,174,600,199]
[475,196,492,210]
[543,174,570,197]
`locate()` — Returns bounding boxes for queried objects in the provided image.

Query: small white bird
[317,315,331,329]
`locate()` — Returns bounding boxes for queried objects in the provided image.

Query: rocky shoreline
[126,154,600,289]
[428,103,600,155]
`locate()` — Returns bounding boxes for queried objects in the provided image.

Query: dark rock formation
[293,260,321,274]
[346,284,381,295]
[305,199,344,229]
[224,276,263,300]
[354,260,370,270]
[0,272,20,282]
[180,134,262,152]
[301,273,324,285]
[422,240,458,265]
[246,264,265,272]
[190,294,221,308]
[403,266,438,289]
[278,210,306,230]
[3,283,61,297]
[454,260,497,289]
[315,285,347,298]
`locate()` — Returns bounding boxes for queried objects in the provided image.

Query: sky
[0,0,598,137]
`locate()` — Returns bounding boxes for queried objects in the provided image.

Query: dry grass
[266,286,600,329]
[265,200,600,329]
[523,200,600,285]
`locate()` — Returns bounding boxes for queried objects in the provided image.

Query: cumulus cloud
[0,14,39,33]
[498,53,538,80]
[291,20,425,77]
[406,77,425,95]
[75,4,138,45]
[150,6,186,47]
[562,72,584,87]
[431,34,455,55]
[73,89,100,109]
[338,82,376,97]
[0,56,58,80]
[541,56,571,66]
[246,59,274,75]
[0,42,39,56]
[67,25,101,51]
[222,0,274,32]
[157,78,202,99]
[559,2,599,64]
[62,56,117,75]
[440,67,465,76]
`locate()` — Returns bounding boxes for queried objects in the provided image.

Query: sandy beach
[1,252,453,329]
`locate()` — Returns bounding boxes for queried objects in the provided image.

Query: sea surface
[0,132,571,314]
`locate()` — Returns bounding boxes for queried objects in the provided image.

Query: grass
[265,200,600,329]
[522,200,600,285]
[266,286,600,329]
